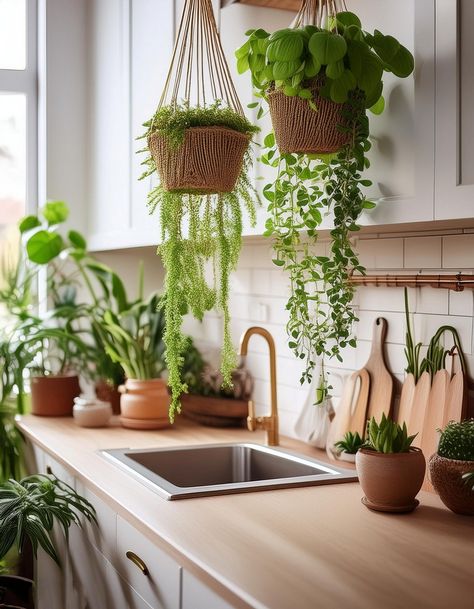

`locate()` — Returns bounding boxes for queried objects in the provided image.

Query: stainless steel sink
[102,443,358,500]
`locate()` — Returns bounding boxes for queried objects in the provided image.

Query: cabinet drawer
[116,516,181,609]
[43,452,75,488]
[182,570,236,609]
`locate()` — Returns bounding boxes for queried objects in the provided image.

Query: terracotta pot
[95,380,121,415]
[356,447,426,513]
[119,378,170,430]
[30,375,81,417]
[429,454,474,516]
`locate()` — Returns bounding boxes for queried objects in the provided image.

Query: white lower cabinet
[28,442,238,609]
[182,570,236,609]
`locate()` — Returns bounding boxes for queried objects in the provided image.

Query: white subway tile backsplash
[184,231,474,437]
[443,234,474,268]
[404,236,442,269]
[357,238,404,269]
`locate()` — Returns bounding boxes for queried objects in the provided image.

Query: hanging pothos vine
[236,1,414,401]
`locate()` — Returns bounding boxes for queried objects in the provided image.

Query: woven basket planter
[148,126,250,194]
[268,78,353,155]
[429,454,474,515]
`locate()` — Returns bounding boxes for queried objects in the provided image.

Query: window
[0,0,37,306]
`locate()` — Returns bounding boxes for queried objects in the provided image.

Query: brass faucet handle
[247,400,257,431]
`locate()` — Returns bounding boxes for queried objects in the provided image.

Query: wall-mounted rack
[349,273,474,292]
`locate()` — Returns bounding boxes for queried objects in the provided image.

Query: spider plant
[0,474,96,566]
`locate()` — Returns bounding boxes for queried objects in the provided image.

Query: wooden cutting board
[326,369,370,459]
[444,372,466,425]
[407,371,431,445]
[364,317,394,420]
[421,369,450,460]
[397,373,416,427]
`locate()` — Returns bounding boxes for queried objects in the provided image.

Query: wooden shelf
[221,0,300,11]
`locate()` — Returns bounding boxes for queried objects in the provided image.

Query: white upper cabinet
[83,0,473,251]
[435,0,474,220]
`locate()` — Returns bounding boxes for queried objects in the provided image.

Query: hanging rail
[349,273,474,292]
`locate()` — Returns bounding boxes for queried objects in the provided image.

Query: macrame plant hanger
[148,0,249,194]
[268,0,351,155]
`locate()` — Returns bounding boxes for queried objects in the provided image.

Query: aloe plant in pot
[356,414,425,513]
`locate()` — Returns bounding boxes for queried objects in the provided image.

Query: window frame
[0,0,38,217]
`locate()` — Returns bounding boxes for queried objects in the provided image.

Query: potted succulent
[93,295,171,429]
[235,3,414,402]
[356,414,425,513]
[429,420,474,516]
[334,430,364,463]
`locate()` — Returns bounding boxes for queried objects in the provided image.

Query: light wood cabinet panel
[435,0,474,220]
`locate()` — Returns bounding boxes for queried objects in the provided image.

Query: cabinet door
[115,515,181,609]
[435,0,474,219]
[182,570,236,609]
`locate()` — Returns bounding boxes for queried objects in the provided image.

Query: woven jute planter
[356,447,426,513]
[429,454,474,515]
[148,126,250,194]
[268,77,353,155]
[180,393,248,428]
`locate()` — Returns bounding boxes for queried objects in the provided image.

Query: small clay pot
[30,375,81,417]
[95,380,121,415]
[429,454,474,516]
[356,447,426,513]
[119,378,170,430]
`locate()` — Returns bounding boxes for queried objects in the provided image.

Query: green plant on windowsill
[364,414,417,454]
[334,430,364,455]
[0,474,96,566]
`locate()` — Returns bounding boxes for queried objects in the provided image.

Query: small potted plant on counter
[93,294,171,430]
[334,431,364,463]
[429,420,474,516]
[356,414,425,513]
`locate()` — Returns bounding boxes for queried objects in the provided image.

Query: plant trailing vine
[235,2,414,401]
[140,0,259,421]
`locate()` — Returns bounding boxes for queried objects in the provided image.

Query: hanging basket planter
[268,77,352,155]
[148,126,250,194]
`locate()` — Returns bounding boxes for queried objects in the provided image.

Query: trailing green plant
[0,474,96,566]
[236,11,413,113]
[437,420,474,461]
[334,430,364,454]
[462,471,474,491]
[140,101,259,153]
[261,98,370,399]
[365,414,417,454]
[140,113,258,420]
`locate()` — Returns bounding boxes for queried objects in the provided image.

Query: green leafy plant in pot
[334,430,364,463]
[429,420,474,516]
[235,1,414,402]
[93,294,171,429]
[140,0,259,422]
[356,414,425,513]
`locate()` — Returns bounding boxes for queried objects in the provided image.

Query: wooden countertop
[17,415,474,609]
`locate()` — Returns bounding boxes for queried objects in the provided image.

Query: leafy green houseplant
[429,420,474,515]
[141,102,259,421]
[0,474,96,566]
[334,430,363,462]
[236,6,414,402]
[356,415,425,513]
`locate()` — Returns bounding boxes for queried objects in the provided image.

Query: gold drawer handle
[126,551,149,576]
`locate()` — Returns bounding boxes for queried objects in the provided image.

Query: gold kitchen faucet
[239,326,279,447]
